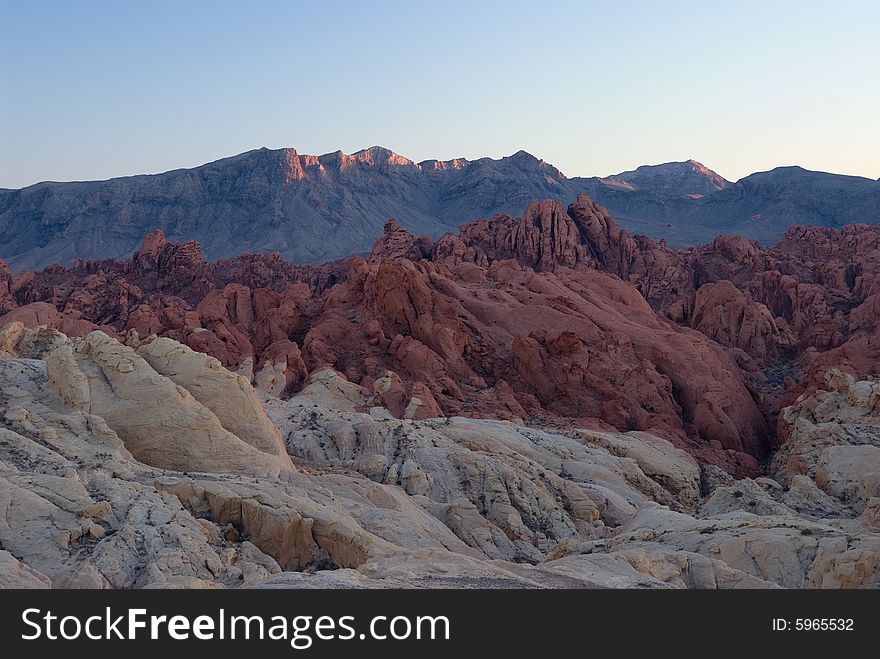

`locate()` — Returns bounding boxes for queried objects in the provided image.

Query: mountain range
[1,146,878,270]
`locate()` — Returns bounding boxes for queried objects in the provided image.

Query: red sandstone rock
[0,302,98,337]
[691,280,793,363]
[371,371,411,418]
[370,219,433,261]
[406,382,443,420]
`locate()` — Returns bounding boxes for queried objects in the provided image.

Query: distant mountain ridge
[1,146,878,270]
[595,159,730,197]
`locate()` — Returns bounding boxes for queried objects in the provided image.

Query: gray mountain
[1,146,878,270]
[0,147,571,270]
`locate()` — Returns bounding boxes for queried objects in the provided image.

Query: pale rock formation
[698,478,799,518]
[774,369,880,512]
[861,498,880,529]
[0,322,67,360]
[138,337,292,467]
[577,430,701,510]
[609,506,880,588]
[45,331,292,477]
[0,321,24,357]
[542,548,774,589]
[254,359,288,397]
[0,550,51,588]
[816,446,880,507]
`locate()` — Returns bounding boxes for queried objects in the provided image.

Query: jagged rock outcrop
[774,370,880,510]
[455,198,600,271]
[578,430,701,509]
[0,551,51,589]
[446,195,647,281]
[0,198,776,471]
[0,260,14,314]
[369,219,434,262]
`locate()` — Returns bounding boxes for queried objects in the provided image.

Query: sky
[1,0,878,188]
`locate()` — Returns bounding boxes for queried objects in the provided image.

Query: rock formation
[5,191,880,477]
[1,325,877,589]
[45,331,293,476]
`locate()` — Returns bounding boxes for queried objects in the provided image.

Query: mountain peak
[501,150,566,180]
[3,145,877,272]
[509,149,539,162]
[685,159,730,188]
[599,159,730,197]
[418,157,470,172]
[350,146,415,167]
[305,146,418,171]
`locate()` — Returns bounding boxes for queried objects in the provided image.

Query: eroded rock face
[0,234,736,476]
[0,551,51,589]
[2,193,880,589]
[300,241,769,468]
[0,261,13,314]
[1,326,879,589]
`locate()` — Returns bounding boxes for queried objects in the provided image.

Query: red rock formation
[369,219,433,261]
[290,242,770,463]
[441,195,696,316]
[0,301,98,337]
[691,281,793,364]
[5,193,880,476]
[451,195,639,276]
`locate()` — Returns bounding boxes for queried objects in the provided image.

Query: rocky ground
[1,324,877,589]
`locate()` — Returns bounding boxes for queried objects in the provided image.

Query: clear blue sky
[1,0,878,188]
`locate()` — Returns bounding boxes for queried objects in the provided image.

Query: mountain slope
[590,159,730,196]
[1,147,878,270]
[691,167,880,243]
